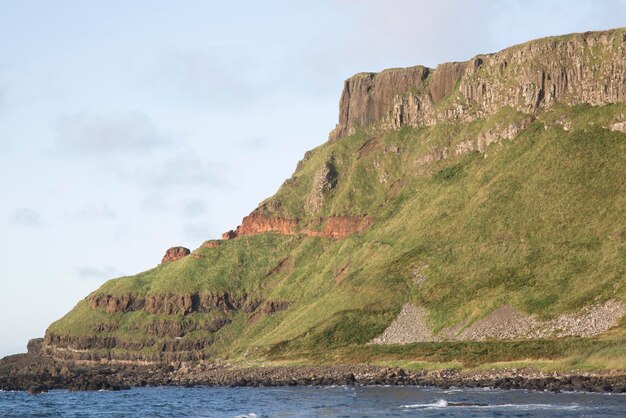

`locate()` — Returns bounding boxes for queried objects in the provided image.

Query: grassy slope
[48,103,626,370]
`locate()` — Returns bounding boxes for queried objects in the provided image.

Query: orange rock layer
[222,213,373,240]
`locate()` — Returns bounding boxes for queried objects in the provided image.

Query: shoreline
[1,351,625,394]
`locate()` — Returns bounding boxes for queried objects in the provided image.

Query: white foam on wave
[401,399,448,409]
[489,403,581,411]
[442,388,463,394]
[400,400,583,411]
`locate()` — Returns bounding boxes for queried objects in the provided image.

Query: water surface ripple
[2,385,625,417]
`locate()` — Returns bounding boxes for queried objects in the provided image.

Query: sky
[1,0,625,357]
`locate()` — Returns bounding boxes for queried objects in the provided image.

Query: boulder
[161,246,191,264]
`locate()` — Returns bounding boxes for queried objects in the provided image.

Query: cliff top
[328,27,626,141]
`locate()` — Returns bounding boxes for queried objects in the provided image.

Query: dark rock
[27,385,47,395]
[26,338,43,354]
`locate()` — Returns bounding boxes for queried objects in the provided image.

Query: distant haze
[1,0,625,357]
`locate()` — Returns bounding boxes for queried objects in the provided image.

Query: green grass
[47,103,626,370]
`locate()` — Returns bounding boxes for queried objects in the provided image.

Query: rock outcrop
[328,66,430,141]
[222,213,373,240]
[87,292,261,315]
[41,292,293,363]
[161,246,190,264]
[223,213,298,239]
[202,240,222,248]
[305,157,338,213]
[43,333,215,362]
[329,29,626,141]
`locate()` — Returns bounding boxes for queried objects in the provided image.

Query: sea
[1,385,625,417]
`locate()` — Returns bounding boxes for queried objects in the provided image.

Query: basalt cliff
[3,29,626,390]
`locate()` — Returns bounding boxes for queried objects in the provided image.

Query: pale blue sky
[1,0,625,357]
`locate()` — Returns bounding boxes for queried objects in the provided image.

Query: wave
[400,400,583,410]
[490,404,581,411]
[401,399,448,409]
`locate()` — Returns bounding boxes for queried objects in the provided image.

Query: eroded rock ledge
[43,333,214,363]
[222,213,373,240]
[44,294,293,362]
[87,292,262,315]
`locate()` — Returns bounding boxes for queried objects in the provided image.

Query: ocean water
[1,385,625,417]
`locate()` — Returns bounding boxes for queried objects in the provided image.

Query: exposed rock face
[87,294,145,314]
[222,213,373,240]
[43,333,214,362]
[259,300,290,315]
[202,240,222,248]
[161,246,190,264]
[224,213,299,239]
[452,116,534,157]
[87,292,261,316]
[330,29,626,140]
[144,317,231,338]
[305,158,338,214]
[27,338,43,354]
[221,230,237,239]
[328,66,430,141]
[43,293,291,362]
[249,300,291,324]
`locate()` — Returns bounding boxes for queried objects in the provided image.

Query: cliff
[329,29,626,140]
[34,28,626,370]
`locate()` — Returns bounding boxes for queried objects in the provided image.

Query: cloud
[72,203,117,221]
[341,0,495,68]
[340,0,626,73]
[0,85,7,114]
[181,199,207,217]
[56,111,169,156]
[150,47,255,107]
[237,137,268,151]
[139,193,171,213]
[8,208,42,227]
[182,221,214,241]
[147,155,224,189]
[76,266,123,281]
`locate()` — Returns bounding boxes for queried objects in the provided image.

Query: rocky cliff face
[329,29,626,140]
[328,66,430,141]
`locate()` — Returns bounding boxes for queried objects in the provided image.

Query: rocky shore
[1,347,625,395]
